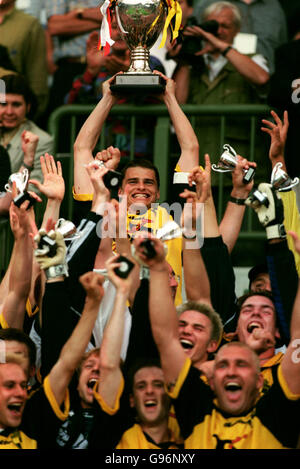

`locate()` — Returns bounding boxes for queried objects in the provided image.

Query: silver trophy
[5,168,29,194]
[5,168,35,208]
[270,162,299,192]
[55,218,81,241]
[110,0,168,94]
[212,144,256,184]
[245,163,299,210]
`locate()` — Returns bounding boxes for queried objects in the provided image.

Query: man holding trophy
[72,0,202,307]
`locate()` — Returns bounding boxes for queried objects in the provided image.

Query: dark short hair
[0,328,36,367]
[121,159,160,189]
[248,263,268,287]
[236,290,277,328]
[1,73,37,118]
[126,357,162,393]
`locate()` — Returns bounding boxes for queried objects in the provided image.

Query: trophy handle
[212,164,233,173]
[277,177,299,192]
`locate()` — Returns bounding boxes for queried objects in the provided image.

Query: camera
[95,159,122,191]
[13,191,36,210]
[245,189,269,210]
[177,17,219,67]
[36,234,57,257]
[114,255,135,279]
[140,239,157,259]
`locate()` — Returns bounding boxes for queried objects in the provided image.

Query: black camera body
[140,239,157,259]
[177,17,219,67]
[13,191,36,210]
[103,169,122,191]
[114,255,135,278]
[38,235,57,257]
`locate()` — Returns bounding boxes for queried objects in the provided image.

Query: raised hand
[29,153,65,202]
[187,153,212,200]
[231,155,257,198]
[105,254,135,293]
[79,271,105,304]
[261,110,289,170]
[21,130,39,169]
[94,146,121,171]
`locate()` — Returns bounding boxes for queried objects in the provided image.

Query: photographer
[172,1,270,188]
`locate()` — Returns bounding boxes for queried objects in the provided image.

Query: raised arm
[97,254,134,408]
[179,162,211,304]
[219,155,256,254]
[133,236,186,387]
[73,76,118,195]
[29,153,65,229]
[280,231,300,394]
[1,199,34,329]
[155,70,199,172]
[49,271,104,407]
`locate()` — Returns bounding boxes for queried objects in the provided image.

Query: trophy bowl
[212,144,256,184]
[110,0,168,94]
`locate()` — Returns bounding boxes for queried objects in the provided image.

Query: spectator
[15,0,47,26]
[173,1,270,189]
[45,0,102,111]
[0,74,53,202]
[194,0,287,75]
[0,0,48,117]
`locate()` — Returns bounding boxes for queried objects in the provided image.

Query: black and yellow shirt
[169,358,300,449]
[0,428,37,449]
[73,188,184,305]
[92,376,183,449]
[20,375,70,449]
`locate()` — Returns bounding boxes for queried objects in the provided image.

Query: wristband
[222,45,232,57]
[23,161,34,171]
[229,196,246,206]
[45,264,69,280]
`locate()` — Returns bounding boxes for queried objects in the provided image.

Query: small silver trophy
[55,218,81,241]
[212,144,256,184]
[5,168,35,208]
[5,168,29,195]
[245,163,299,210]
[270,162,299,192]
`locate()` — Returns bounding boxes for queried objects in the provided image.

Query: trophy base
[110,74,165,95]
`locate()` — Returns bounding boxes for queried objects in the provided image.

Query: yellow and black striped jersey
[168,358,300,449]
